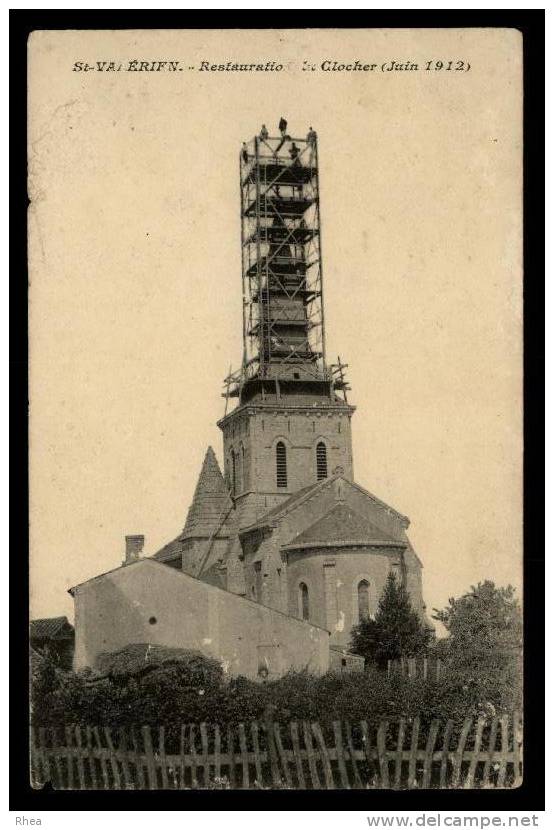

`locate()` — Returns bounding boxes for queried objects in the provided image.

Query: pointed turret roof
[182,447,233,539]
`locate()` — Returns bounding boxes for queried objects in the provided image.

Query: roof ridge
[239,474,339,534]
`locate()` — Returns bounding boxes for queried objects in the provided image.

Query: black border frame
[10,10,545,812]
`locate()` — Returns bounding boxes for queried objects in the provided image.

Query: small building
[30,616,75,671]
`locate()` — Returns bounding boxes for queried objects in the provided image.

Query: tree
[432,580,522,670]
[350,573,432,668]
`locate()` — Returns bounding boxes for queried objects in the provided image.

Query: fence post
[264,716,282,787]
[439,719,453,788]
[93,726,109,789]
[274,723,293,787]
[482,716,498,785]
[497,714,509,788]
[226,724,236,788]
[199,723,210,788]
[65,726,75,790]
[85,726,98,789]
[376,720,390,788]
[394,719,406,788]
[422,719,440,789]
[290,721,306,789]
[513,710,523,787]
[117,727,132,789]
[465,717,485,789]
[333,720,350,788]
[214,724,222,783]
[452,717,473,788]
[344,720,362,788]
[250,721,264,786]
[303,720,321,788]
[408,716,420,788]
[142,726,157,789]
[312,722,334,789]
[238,722,250,788]
[159,725,169,789]
[104,727,122,790]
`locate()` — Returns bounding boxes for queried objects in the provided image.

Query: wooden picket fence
[31,712,522,790]
[387,656,444,681]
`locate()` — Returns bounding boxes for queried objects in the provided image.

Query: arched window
[241,444,247,491]
[236,443,243,494]
[358,579,370,621]
[276,441,287,488]
[299,582,310,620]
[316,441,328,480]
[231,450,236,496]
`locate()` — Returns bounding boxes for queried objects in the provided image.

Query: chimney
[124,534,144,565]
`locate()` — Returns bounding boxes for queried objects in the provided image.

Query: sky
[28,28,522,628]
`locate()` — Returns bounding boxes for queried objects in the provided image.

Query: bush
[350,573,432,668]
[31,650,521,748]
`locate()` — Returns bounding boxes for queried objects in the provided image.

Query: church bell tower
[218,124,355,525]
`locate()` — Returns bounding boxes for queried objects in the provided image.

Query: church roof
[151,447,233,565]
[182,446,233,540]
[282,503,406,550]
[239,477,332,534]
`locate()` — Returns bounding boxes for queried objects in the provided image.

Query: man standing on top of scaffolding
[260,124,269,140]
[306,126,317,164]
[241,142,249,164]
[276,117,290,155]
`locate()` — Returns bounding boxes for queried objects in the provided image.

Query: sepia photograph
[25,25,527,794]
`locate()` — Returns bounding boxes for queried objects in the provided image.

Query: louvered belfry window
[316,441,328,480]
[276,441,287,488]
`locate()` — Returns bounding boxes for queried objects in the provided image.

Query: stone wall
[285,544,404,648]
[72,559,329,679]
[221,404,354,499]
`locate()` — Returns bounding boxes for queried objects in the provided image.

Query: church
[70,125,426,678]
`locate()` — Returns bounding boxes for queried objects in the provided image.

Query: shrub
[350,573,432,667]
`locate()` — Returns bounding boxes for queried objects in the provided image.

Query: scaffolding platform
[244,161,316,187]
[243,195,314,218]
[245,226,317,246]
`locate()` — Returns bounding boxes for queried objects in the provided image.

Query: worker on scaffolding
[307,126,317,165]
[289,142,301,165]
[275,117,290,155]
[260,124,269,140]
[241,142,249,164]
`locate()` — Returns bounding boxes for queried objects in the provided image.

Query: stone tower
[218,126,355,530]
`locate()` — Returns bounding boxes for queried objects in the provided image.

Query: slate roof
[282,503,406,550]
[182,446,233,539]
[239,479,330,534]
[151,447,233,564]
[30,616,74,639]
[152,535,183,564]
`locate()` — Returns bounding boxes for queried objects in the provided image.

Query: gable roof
[282,503,406,550]
[30,616,74,639]
[239,477,333,535]
[182,446,233,539]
